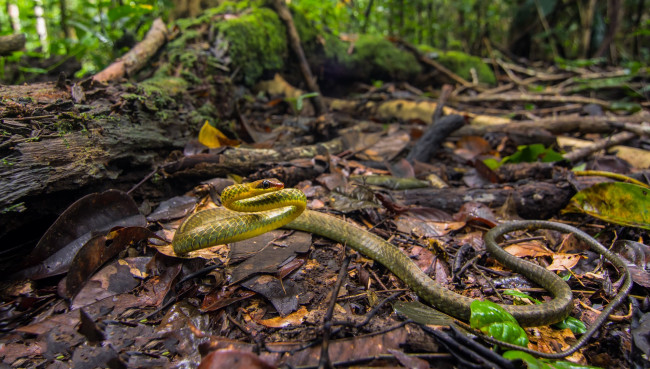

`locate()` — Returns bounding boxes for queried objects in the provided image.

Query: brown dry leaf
[546,253,583,271]
[199,350,277,369]
[257,306,309,328]
[395,214,465,237]
[357,131,410,162]
[454,136,492,161]
[200,326,415,367]
[504,241,554,258]
[526,326,585,363]
[409,246,450,288]
[152,242,230,262]
[70,258,144,310]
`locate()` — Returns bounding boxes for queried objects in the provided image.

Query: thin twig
[318,253,351,369]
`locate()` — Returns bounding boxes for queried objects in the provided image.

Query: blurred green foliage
[0,0,648,83]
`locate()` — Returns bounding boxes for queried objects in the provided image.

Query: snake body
[172,179,630,333]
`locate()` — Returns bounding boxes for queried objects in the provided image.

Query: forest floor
[1,14,650,369]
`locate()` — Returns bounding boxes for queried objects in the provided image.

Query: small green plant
[284,92,320,114]
[1,202,26,213]
[483,144,564,170]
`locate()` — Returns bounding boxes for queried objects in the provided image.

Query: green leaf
[503,351,545,369]
[503,290,585,334]
[469,300,529,347]
[502,289,542,304]
[498,144,564,166]
[503,350,604,369]
[562,182,650,230]
[483,158,501,170]
[609,101,642,113]
[552,316,587,334]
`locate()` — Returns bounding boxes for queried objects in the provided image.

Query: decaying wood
[0,34,26,55]
[271,0,327,115]
[452,93,611,109]
[392,180,575,219]
[454,114,648,137]
[93,18,168,83]
[162,138,345,179]
[406,114,465,163]
[563,131,636,163]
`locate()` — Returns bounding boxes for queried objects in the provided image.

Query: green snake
[172,179,631,358]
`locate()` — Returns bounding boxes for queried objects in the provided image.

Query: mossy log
[0,81,345,244]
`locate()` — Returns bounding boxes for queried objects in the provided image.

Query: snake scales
[172,179,631,357]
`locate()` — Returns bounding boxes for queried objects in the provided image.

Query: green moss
[187,102,218,128]
[417,45,496,85]
[216,7,287,85]
[350,35,421,80]
[322,33,354,66]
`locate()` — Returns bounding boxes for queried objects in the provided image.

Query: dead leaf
[547,253,583,271]
[198,120,240,148]
[201,286,256,312]
[395,214,465,237]
[526,325,584,363]
[242,275,300,316]
[70,259,140,310]
[455,136,492,161]
[19,190,146,280]
[199,349,277,369]
[357,131,410,162]
[64,226,155,299]
[504,241,554,258]
[147,196,197,222]
[256,306,309,328]
[229,231,311,284]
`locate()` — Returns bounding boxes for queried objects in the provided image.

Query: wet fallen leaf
[199,349,277,369]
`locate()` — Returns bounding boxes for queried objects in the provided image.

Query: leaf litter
[2,66,649,369]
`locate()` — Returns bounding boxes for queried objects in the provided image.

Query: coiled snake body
[172,179,631,355]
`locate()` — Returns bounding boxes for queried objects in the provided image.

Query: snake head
[254,178,284,190]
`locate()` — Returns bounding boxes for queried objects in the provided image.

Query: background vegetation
[1,0,648,83]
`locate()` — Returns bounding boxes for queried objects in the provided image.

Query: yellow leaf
[198,121,239,148]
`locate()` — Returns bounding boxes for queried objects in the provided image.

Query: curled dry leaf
[19,190,145,280]
[64,226,156,300]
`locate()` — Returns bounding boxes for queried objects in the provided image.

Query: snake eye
[261,180,270,189]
